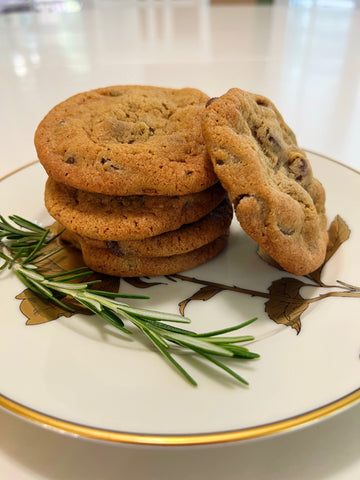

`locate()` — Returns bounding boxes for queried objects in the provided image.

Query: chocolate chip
[269,136,281,150]
[106,241,124,257]
[205,97,219,108]
[299,158,308,173]
[278,225,294,236]
[288,156,308,181]
[101,157,122,171]
[250,126,259,141]
[256,99,268,107]
[65,156,76,164]
[216,159,225,165]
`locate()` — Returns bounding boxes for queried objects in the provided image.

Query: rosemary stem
[1,214,260,387]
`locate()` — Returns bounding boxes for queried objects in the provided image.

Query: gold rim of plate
[0,154,359,446]
[0,388,359,445]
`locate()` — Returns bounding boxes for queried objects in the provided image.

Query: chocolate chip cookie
[35,85,217,196]
[202,88,328,275]
[68,234,229,278]
[57,197,233,257]
[45,177,226,241]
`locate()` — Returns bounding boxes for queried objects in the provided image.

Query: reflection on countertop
[1,0,359,174]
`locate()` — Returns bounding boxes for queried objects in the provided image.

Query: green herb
[0,215,260,386]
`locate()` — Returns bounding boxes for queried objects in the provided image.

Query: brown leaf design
[16,289,77,325]
[309,215,350,284]
[38,235,87,275]
[16,231,120,325]
[265,278,309,333]
[325,215,351,260]
[179,285,223,316]
[124,277,164,289]
[38,235,120,294]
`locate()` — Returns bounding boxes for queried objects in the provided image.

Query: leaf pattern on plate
[308,215,350,285]
[14,216,360,335]
[16,233,120,325]
[264,278,309,333]
[172,216,359,332]
[178,285,224,316]
[124,277,164,289]
[17,287,107,324]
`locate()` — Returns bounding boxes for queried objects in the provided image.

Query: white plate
[0,153,359,446]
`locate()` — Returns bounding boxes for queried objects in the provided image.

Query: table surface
[0,1,359,479]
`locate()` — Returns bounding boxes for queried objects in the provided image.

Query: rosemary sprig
[0,215,260,386]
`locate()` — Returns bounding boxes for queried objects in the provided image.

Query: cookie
[45,177,226,241]
[35,85,217,196]
[64,234,229,277]
[56,197,233,257]
[202,88,328,276]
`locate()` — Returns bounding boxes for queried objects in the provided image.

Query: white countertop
[0,1,359,479]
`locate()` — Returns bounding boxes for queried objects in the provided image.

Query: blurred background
[1,0,359,171]
[0,0,359,14]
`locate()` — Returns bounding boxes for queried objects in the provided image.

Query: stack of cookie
[35,85,232,277]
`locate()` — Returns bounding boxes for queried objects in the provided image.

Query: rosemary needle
[0,215,260,386]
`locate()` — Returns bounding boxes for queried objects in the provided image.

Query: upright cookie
[202,88,328,276]
[35,85,217,196]
[45,177,226,241]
